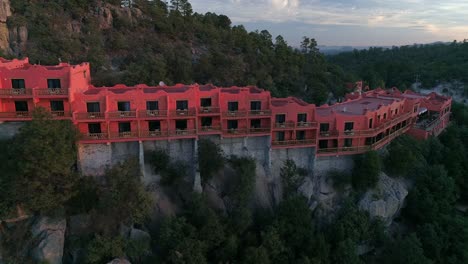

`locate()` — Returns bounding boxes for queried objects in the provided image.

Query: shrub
[352,151,381,191]
[198,139,225,183]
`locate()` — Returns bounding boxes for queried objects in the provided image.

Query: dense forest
[4,0,351,104]
[329,41,468,90]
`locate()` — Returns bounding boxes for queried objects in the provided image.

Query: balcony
[169,129,197,137]
[223,128,247,135]
[222,110,247,118]
[0,88,33,97]
[274,121,295,129]
[249,110,272,116]
[82,133,109,140]
[140,130,169,138]
[272,139,316,146]
[296,121,317,128]
[0,111,32,119]
[249,127,271,134]
[170,109,196,117]
[138,110,168,118]
[199,126,222,133]
[110,131,139,139]
[35,88,68,96]
[107,111,137,119]
[317,146,372,155]
[75,112,106,120]
[199,107,220,115]
[50,111,72,118]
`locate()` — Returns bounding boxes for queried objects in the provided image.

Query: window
[296,131,305,140]
[297,113,307,123]
[275,114,286,123]
[15,101,28,112]
[344,138,353,147]
[395,109,398,115]
[344,122,354,131]
[11,79,25,89]
[377,115,381,121]
[87,102,100,113]
[228,101,238,111]
[228,120,238,129]
[176,100,188,110]
[365,137,373,146]
[176,120,187,130]
[201,117,212,127]
[413,106,418,113]
[319,140,328,149]
[368,118,373,129]
[146,101,159,110]
[118,122,131,133]
[47,79,61,89]
[201,98,212,107]
[148,121,161,131]
[50,101,64,111]
[320,123,330,132]
[383,113,387,119]
[88,123,101,134]
[118,101,131,111]
[402,120,407,127]
[276,131,285,141]
[251,119,261,128]
[250,101,261,110]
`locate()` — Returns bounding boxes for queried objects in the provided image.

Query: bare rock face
[107,258,131,264]
[0,0,11,53]
[0,0,11,23]
[359,173,408,225]
[31,217,67,264]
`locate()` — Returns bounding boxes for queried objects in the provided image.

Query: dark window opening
[201,98,212,107]
[227,120,238,129]
[319,140,328,149]
[11,79,25,89]
[228,101,238,111]
[368,118,373,129]
[176,120,188,130]
[118,101,131,111]
[332,139,338,148]
[118,122,131,133]
[88,123,101,134]
[275,114,286,123]
[365,137,373,146]
[146,101,159,110]
[251,119,261,128]
[376,133,384,141]
[402,120,407,127]
[320,123,330,132]
[384,113,387,119]
[47,79,61,89]
[149,121,161,131]
[297,113,307,122]
[50,101,64,111]
[344,138,353,147]
[296,131,306,140]
[87,102,100,113]
[176,100,188,110]
[395,109,398,115]
[15,101,28,112]
[414,106,418,113]
[250,101,261,110]
[276,131,285,141]
[344,122,354,131]
[201,117,212,127]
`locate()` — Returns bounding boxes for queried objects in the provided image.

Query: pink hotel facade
[0,57,452,157]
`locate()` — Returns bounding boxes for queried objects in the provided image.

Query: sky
[190,0,468,46]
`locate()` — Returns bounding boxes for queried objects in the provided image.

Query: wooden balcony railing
[199,107,220,114]
[222,110,248,117]
[274,121,295,129]
[140,130,169,138]
[75,112,106,120]
[249,110,272,116]
[199,126,222,133]
[110,131,139,139]
[168,129,197,136]
[107,111,137,119]
[138,110,168,118]
[83,133,109,140]
[170,109,196,117]
[296,121,317,128]
[0,88,33,96]
[272,139,316,146]
[0,111,32,118]
[35,88,68,96]
[50,111,71,117]
[249,127,271,133]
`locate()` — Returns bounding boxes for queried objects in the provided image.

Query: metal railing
[35,88,68,96]
[0,111,32,118]
[222,110,248,117]
[107,111,137,119]
[83,133,109,140]
[272,139,316,146]
[168,129,197,136]
[138,110,168,117]
[75,112,106,119]
[296,121,317,128]
[199,107,220,114]
[249,127,271,133]
[249,110,272,116]
[0,88,33,96]
[110,131,139,139]
[170,109,196,117]
[274,121,295,129]
[140,130,169,138]
[198,126,222,132]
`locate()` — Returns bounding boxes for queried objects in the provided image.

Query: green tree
[379,234,432,264]
[352,151,381,190]
[280,159,307,196]
[198,139,224,183]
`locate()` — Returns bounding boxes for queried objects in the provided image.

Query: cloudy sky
[190,0,468,46]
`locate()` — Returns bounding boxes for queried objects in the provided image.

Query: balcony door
[47,79,61,89]
[87,102,100,113]
[275,114,286,124]
[118,122,131,133]
[88,123,101,134]
[176,100,188,110]
[118,101,131,112]
[15,101,28,112]
[250,101,261,111]
[146,101,159,110]
[228,101,238,112]
[50,100,64,112]
[12,79,25,89]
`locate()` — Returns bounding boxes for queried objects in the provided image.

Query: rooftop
[316,97,396,116]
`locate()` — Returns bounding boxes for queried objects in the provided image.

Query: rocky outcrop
[0,0,11,52]
[31,217,67,264]
[8,25,27,55]
[107,258,131,264]
[359,173,408,225]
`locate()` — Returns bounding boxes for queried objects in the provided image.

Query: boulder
[31,216,67,264]
[359,173,408,225]
[0,0,11,23]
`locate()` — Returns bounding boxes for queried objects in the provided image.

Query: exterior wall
[313,155,354,178]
